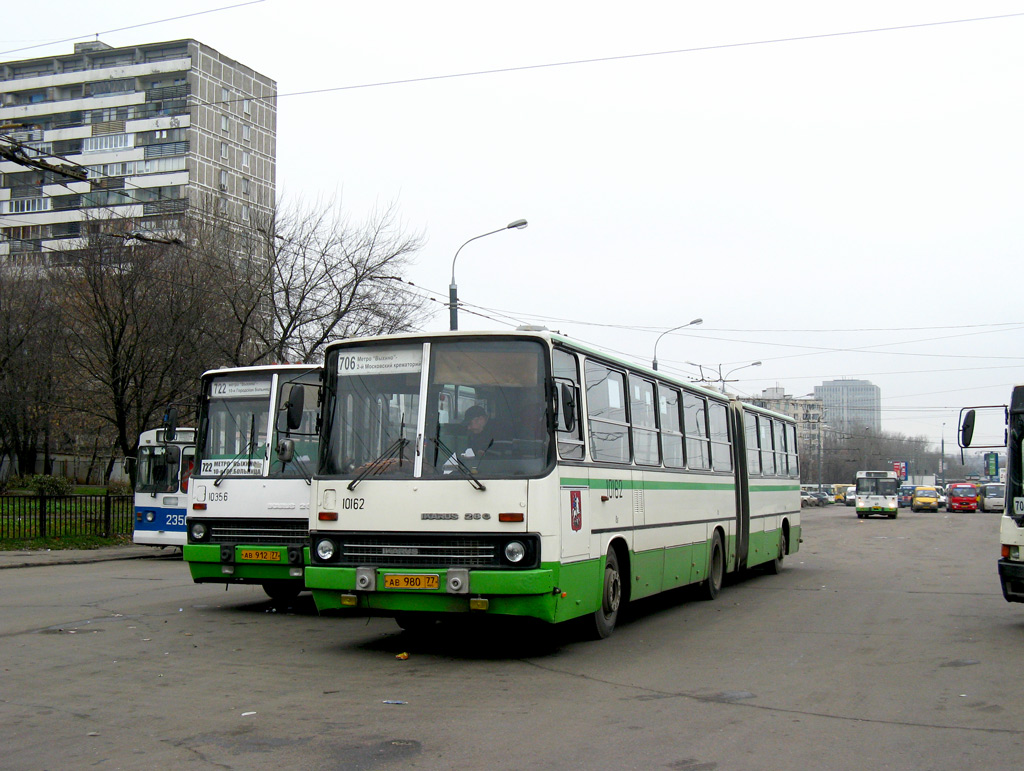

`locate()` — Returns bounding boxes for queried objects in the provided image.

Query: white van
[845,486,856,506]
[980,483,1005,512]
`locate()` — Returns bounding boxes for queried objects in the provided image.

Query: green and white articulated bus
[185,364,320,601]
[306,331,801,638]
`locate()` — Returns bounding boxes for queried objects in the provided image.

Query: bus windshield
[198,375,272,477]
[857,477,897,496]
[136,444,181,494]
[322,338,553,479]
[949,485,978,497]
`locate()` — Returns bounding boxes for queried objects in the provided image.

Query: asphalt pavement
[0,543,179,569]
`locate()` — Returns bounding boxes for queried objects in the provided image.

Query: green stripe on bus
[561,478,799,492]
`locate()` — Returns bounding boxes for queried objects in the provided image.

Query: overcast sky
[5,0,1022,450]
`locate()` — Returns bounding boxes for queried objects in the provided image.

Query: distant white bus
[855,470,899,519]
[980,483,1006,513]
[133,427,196,547]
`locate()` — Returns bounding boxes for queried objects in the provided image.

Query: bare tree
[0,263,61,475]
[53,229,215,476]
[188,198,428,366]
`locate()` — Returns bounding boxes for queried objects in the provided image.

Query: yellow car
[911,487,940,512]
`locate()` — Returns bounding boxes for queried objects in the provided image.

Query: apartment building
[750,386,825,459]
[0,39,275,263]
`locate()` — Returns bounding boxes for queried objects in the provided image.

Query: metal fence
[0,492,133,540]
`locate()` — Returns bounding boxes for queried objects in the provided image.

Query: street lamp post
[449,218,528,330]
[651,318,703,370]
[940,422,946,486]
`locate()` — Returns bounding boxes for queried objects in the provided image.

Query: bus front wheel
[589,547,622,639]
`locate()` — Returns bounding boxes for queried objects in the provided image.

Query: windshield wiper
[347,435,410,491]
[429,434,486,491]
[214,414,258,487]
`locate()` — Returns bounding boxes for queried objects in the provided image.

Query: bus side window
[745,413,761,475]
[659,385,685,468]
[682,391,710,470]
[788,424,799,477]
[708,401,732,472]
[585,359,628,464]
[180,447,195,493]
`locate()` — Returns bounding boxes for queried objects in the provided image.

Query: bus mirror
[560,383,577,433]
[277,438,295,464]
[163,406,178,442]
[960,410,976,448]
[285,385,305,431]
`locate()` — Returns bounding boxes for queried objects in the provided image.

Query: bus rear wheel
[589,547,622,639]
[698,532,724,600]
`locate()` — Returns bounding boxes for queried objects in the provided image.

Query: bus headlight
[190,522,207,541]
[504,541,526,564]
[316,539,336,561]
[145,511,156,523]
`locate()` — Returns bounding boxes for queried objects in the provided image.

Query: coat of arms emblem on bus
[570,490,582,531]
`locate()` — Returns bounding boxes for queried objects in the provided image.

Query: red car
[947,483,979,512]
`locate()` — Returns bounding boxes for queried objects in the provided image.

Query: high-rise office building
[813,379,881,436]
[0,39,275,263]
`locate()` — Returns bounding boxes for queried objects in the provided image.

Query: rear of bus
[947,483,979,512]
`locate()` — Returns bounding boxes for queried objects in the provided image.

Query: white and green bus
[306,331,801,637]
[960,387,1024,603]
[185,365,320,601]
[854,470,899,519]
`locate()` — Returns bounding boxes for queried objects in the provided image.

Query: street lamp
[940,422,946,486]
[651,318,703,370]
[685,360,762,393]
[449,218,528,330]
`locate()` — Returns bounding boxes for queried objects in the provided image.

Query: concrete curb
[0,548,180,570]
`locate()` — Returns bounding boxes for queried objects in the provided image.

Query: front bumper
[998,558,1024,603]
[184,543,308,584]
[306,560,601,624]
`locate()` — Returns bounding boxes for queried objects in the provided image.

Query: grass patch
[0,533,133,550]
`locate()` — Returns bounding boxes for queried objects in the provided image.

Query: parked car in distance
[938,493,947,509]
[810,491,832,506]
[911,486,940,512]
[845,485,857,506]
[980,483,1005,513]
[898,484,916,508]
[801,491,817,507]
